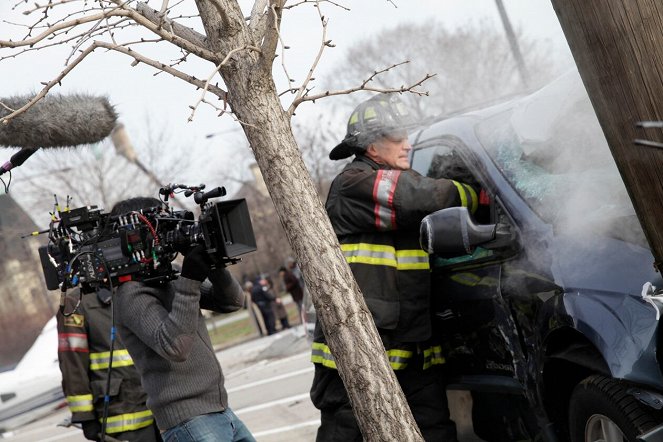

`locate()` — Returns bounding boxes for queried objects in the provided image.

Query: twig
[0,9,131,48]
[19,0,84,16]
[287,0,331,115]
[282,0,349,11]
[291,70,436,110]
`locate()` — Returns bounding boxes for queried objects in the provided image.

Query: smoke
[478,70,648,250]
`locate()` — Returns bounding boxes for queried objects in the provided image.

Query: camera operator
[112,197,255,442]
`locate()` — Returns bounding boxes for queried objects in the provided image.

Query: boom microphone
[0,148,37,176]
[0,93,118,148]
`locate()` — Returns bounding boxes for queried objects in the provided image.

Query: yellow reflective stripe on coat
[462,183,478,214]
[341,243,429,270]
[452,181,478,214]
[66,394,93,412]
[386,348,413,370]
[423,346,446,369]
[102,409,154,433]
[311,343,443,370]
[311,342,337,369]
[89,349,134,370]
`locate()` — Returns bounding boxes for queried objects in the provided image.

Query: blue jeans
[162,409,255,442]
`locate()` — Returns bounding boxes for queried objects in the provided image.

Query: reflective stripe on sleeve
[373,170,401,230]
[452,181,479,215]
[103,409,154,433]
[341,243,429,270]
[66,394,93,412]
[311,342,337,369]
[58,333,89,353]
[462,183,478,214]
[90,349,134,370]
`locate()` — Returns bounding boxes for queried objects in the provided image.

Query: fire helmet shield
[329,94,416,160]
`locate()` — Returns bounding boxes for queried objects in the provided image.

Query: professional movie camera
[37,184,257,296]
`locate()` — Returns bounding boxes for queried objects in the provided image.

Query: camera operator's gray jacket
[115,268,244,431]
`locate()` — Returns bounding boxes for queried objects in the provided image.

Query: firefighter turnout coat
[312,155,477,370]
[57,288,154,434]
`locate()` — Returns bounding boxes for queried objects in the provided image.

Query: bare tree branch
[0,9,130,48]
[289,62,435,112]
[0,40,228,125]
[109,0,221,62]
[136,2,208,50]
[259,0,284,70]
[188,44,260,121]
[248,0,268,44]
[2,2,217,63]
[286,0,330,115]
[158,0,170,16]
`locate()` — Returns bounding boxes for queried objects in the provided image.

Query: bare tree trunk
[195,1,424,439]
[551,0,663,272]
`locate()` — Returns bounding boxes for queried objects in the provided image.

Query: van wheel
[569,375,659,442]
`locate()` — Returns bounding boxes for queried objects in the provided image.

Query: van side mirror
[420,207,499,257]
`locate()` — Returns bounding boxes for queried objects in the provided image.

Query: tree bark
[551,0,663,272]
[195,1,424,440]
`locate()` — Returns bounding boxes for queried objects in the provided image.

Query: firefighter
[57,285,161,441]
[310,94,478,441]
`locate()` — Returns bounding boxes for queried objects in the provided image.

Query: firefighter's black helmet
[330,94,415,160]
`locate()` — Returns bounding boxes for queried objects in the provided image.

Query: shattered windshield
[475,98,648,247]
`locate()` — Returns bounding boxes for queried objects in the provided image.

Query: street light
[495,0,530,89]
[111,123,187,209]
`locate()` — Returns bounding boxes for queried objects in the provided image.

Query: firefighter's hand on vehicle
[81,420,102,441]
[181,244,212,282]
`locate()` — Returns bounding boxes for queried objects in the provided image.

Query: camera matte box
[206,199,257,259]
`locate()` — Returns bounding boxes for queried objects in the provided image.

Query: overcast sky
[0,0,574,210]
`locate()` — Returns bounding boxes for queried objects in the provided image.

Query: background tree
[0,1,431,439]
[326,20,569,121]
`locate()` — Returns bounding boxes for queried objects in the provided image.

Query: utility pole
[495,0,530,89]
[551,1,663,272]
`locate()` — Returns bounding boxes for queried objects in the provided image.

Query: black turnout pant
[310,362,458,442]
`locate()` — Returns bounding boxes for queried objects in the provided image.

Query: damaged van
[414,70,663,442]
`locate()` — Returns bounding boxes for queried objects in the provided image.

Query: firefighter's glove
[181,244,212,282]
[81,420,102,441]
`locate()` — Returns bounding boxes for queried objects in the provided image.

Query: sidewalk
[216,324,310,373]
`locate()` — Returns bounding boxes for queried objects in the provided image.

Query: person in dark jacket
[279,266,303,322]
[310,94,478,441]
[250,277,277,335]
[112,197,255,442]
[57,285,160,441]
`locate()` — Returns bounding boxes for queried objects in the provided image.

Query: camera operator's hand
[81,420,102,441]
[181,244,212,282]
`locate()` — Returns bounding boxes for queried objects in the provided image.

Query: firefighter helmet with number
[329,94,416,160]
